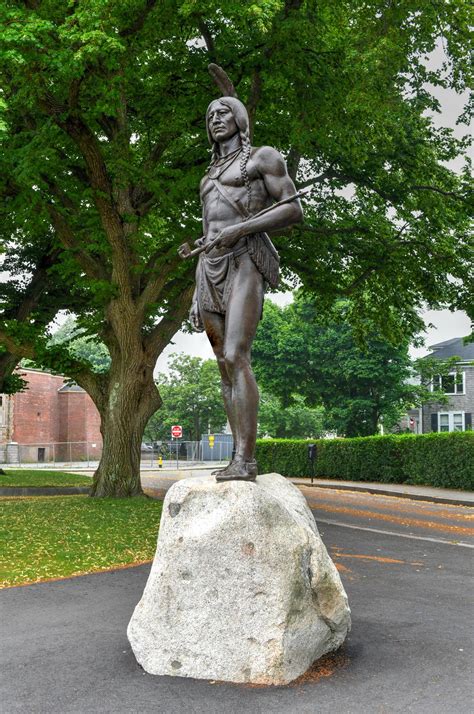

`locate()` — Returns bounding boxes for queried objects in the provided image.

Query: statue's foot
[211,461,232,477]
[215,459,258,482]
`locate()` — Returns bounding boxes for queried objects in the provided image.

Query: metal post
[69,441,72,465]
[176,439,179,470]
[53,442,56,467]
[86,441,90,468]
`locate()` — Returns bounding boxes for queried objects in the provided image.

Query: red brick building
[0,368,102,463]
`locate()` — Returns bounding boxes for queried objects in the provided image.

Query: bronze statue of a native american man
[180,96,303,481]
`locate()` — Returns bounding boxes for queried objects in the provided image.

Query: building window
[439,414,449,432]
[432,372,465,395]
[438,412,465,432]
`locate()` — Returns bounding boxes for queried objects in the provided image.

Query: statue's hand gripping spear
[177,186,311,260]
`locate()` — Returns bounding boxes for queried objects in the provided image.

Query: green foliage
[0,369,27,394]
[258,392,325,439]
[0,495,162,587]
[256,432,474,490]
[48,316,111,373]
[144,353,226,442]
[253,294,453,437]
[0,469,91,488]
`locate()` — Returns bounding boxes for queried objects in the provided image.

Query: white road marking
[316,518,474,548]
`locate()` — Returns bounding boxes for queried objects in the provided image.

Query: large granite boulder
[128,473,350,685]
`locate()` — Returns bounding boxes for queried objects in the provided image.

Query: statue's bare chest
[200,155,268,212]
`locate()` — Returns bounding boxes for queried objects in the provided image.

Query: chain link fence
[0,439,233,469]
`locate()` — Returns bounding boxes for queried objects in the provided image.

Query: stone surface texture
[127,473,350,685]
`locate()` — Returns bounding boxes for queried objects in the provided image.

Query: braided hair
[206,97,252,213]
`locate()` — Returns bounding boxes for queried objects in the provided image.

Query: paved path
[2,490,473,713]
[140,469,474,507]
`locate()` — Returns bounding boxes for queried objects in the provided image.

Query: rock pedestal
[128,473,350,685]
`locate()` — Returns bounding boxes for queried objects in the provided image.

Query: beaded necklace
[207,148,242,180]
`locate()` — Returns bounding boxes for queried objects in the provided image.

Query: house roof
[57,384,85,393]
[426,336,474,361]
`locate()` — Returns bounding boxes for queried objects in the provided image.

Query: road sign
[171,425,182,439]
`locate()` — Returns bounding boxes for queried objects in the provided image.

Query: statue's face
[207,101,238,143]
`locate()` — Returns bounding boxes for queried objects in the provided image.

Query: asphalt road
[1,486,473,713]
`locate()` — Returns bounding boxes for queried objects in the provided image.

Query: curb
[0,486,91,497]
[292,481,474,507]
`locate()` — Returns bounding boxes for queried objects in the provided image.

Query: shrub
[255,432,474,490]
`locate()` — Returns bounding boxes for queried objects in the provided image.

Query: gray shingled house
[419,336,473,433]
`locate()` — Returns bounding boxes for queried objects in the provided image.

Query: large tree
[252,295,453,436]
[1,1,471,494]
[144,354,226,443]
[258,392,325,439]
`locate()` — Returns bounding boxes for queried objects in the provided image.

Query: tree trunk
[90,367,161,497]
[0,353,21,393]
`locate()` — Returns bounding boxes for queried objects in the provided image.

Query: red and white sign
[171,425,182,439]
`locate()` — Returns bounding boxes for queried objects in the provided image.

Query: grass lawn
[0,469,92,488]
[0,495,162,587]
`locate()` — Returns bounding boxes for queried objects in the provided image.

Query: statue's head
[206,96,252,210]
[206,97,249,147]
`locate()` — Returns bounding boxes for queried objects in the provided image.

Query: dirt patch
[289,650,349,687]
[227,650,349,689]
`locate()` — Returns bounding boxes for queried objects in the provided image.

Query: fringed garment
[194,232,279,321]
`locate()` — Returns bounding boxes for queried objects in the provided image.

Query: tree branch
[298,224,370,236]
[0,324,106,408]
[46,203,108,280]
[198,19,216,59]
[40,174,109,280]
[286,148,301,182]
[247,68,262,140]
[296,166,336,189]
[409,184,469,201]
[52,113,135,296]
[137,255,184,315]
[0,330,36,360]
[145,283,195,357]
[4,254,63,321]
[343,266,378,295]
[119,0,158,37]
[132,131,176,213]
[342,223,409,294]
[283,0,304,17]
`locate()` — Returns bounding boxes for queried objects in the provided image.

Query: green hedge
[255,432,474,490]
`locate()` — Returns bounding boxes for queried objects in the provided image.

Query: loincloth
[196,250,237,315]
[192,233,280,327]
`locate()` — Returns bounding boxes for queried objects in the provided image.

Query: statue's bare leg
[200,309,239,470]
[219,253,264,479]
